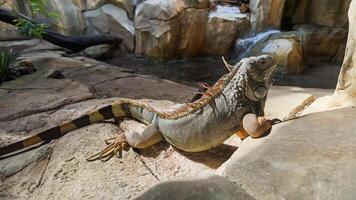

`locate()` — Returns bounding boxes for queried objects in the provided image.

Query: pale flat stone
[222,107,356,199]
[135,174,254,200]
[265,86,321,120]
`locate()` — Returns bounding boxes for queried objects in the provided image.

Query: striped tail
[0,102,131,157]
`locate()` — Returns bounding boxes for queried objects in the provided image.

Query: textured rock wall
[3,0,352,61]
[2,0,250,59]
[336,0,356,99]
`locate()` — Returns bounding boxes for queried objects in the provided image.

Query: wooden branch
[0,8,123,52]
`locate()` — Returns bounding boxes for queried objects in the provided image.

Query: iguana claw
[86,134,128,162]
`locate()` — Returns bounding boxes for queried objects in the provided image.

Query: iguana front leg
[242,113,272,138]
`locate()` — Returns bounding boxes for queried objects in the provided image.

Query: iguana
[0,55,276,161]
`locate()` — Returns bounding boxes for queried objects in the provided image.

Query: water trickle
[232,29,281,60]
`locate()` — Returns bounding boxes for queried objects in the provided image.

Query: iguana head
[224,55,276,102]
[243,55,275,101]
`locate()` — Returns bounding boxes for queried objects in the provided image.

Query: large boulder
[249,0,285,32]
[134,0,179,59]
[0,22,28,41]
[135,174,254,200]
[0,2,30,41]
[336,0,356,98]
[178,8,208,56]
[304,0,356,114]
[294,24,348,64]
[221,107,356,199]
[40,0,86,35]
[203,5,250,56]
[84,0,139,19]
[284,0,351,28]
[248,33,304,74]
[84,4,135,51]
[135,2,251,58]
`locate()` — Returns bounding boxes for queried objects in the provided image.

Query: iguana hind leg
[124,124,163,149]
[86,134,128,162]
[87,122,163,161]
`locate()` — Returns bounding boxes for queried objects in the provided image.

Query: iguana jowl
[0,55,276,161]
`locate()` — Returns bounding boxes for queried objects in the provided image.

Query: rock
[203,5,250,56]
[0,22,29,41]
[248,33,304,74]
[285,0,351,28]
[335,0,356,103]
[174,0,210,12]
[0,2,30,41]
[135,174,255,200]
[294,24,348,64]
[0,40,41,54]
[84,4,135,52]
[83,44,114,58]
[45,69,64,79]
[249,0,285,32]
[304,0,356,113]
[178,8,208,56]
[134,0,180,59]
[221,107,356,199]
[38,0,86,35]
[0,75,94,122]
[85,0,139,19]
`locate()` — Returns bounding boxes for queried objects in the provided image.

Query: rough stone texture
[203,5,250,56]
[248,33,304,74]
[84,4,135,51]
[134,0,247,59]
[303,0,356,114]
[174,0,210,12]
[249,0,285,32]
[135,174,255,200]
[134,0,179,58]
[83,0,139,19]
[285,0,351,28]
[0,69,94,122]
[0,22,28,41]
[39,0,86,35]
[83,44,114,58]
[0,40,41,53]
[221,107,356,199]
[178,8,208,57]
[336,0,356,101]
[294,24,348,64]
[0,2,30,41]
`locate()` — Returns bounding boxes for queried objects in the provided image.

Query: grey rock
[222,107,356,200]
[135,174,255,200]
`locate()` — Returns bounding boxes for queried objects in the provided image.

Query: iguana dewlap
[0,55,276,161]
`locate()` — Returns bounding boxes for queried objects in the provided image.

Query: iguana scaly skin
[0,55,276,161]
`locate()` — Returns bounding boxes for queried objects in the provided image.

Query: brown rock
[178,8,208,56]
[249,0,285,32]
[294,24,348,64]
[203,5,250,56]
[287,0,351,28]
